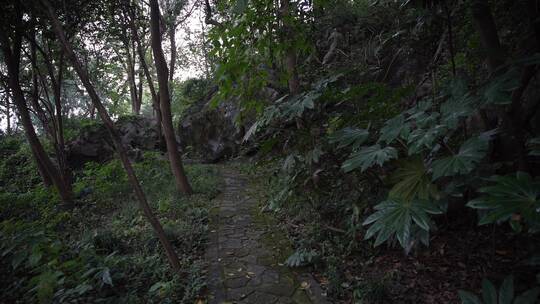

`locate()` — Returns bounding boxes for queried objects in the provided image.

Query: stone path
[205,168,328,304]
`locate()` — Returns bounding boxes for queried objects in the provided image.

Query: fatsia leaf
[498,275,514,304]
[441,95,474,130]
[389,157,438,202]
[342,145,398,172]
[379,115,409,144]
[363,198,439,250]
[432,136,488,180]
[458,290,483,304]
[329,127,369,149]
[481,279,497,304]
[482,68,520,105]
[467,172,540,230]
[407,125,446,155]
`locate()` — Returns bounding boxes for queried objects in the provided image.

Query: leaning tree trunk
[42,0,182,271]
[0,29,72,203]
[149,0,193,194]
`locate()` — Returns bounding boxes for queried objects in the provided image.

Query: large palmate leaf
[342,144,398,172]
[467,172,540,232]
[440,94,475,130]
[283,91,321,119]
[329,127,369,149]
[459,275,540,304]
[379,115,409,144]
[407,125,447,155]
[431,136,488,180]
[389,157,438,202]
[363,198,443,249]
[409,112,439,129]
[482,68,520,105]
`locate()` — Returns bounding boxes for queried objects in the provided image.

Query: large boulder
[67,116,160,168]
[178,99,244,163]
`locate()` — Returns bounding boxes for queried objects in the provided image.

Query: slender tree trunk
[0,28,71,203]
[149,0,193,194]
[6,100,11,135]
[126,47,140,115]
[137,67,143,113]
[128,6,163,139]
[168,25,177,83]
[280,0,300,95]
[42,0,182,271]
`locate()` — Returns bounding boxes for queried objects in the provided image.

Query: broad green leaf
[432,136,488,180]
[441,95,474,130]
[467,172,540,230]
[379,115,408,144]
[363,198,438,250]
[498,276,514,304]
[458,290,483,304]
[329,127,369,149]
[481,278,497,304]
[407,125,446,155]
[389,157,438,202]
[342,145,398,172]
[482,69,520,105]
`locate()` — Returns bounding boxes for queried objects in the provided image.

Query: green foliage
[467,172,540,233]
[342,144,398,172]
[0,151,219,303]
[362,198,443,250]
[389,157,438,202]
[458,276,540,304]
[74,159,129,206]
[328,127,369,149]
[431,136,489,180]
[285,249,318,267]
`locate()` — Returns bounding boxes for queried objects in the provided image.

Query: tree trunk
[280,0,300,95]
[470,0,506,73]
[168,25,177,83]
[42,0,182,272]
[6,101,10,135]
[126,46,140,115]
[0,27,71,203]
[149,0,193,194]
[128,5,163,140]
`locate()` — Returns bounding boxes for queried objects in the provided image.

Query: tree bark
[0,24,71,202]
[41,0,182,271]
[168,25,177,83]
[149,0,193,194]
[127,5,163,139]
[470,0,506,73]
[126,45,140,115]
[280,0,300,95]
[6,99,11,135]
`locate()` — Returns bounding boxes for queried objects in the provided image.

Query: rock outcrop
[67,116,160,168]
[177,99,244,163]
